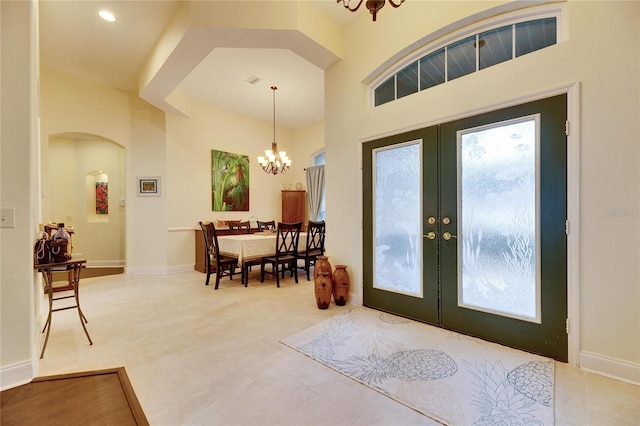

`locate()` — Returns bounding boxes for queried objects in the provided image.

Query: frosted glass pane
[373,142,422,296]
[459,119,539,321]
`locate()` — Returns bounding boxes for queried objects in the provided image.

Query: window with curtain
[311,150,325,221]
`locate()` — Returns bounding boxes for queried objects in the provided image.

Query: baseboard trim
[125,264,193,275]
[0,359,36,391]
[580,350,640,385]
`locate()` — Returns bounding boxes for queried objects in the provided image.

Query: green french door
[363,95,568,361]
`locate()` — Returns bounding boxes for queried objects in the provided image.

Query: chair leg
[243,263,249,287]
[275,263,280,288]
[214,269,221,290]
[293,260,298,284]
[260,262,265,283]
[306,259,311,281]
[205,264,211,286]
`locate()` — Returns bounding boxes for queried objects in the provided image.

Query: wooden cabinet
[282,190,306,228]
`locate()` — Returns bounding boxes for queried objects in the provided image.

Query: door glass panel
[458,117,541,322]
[373,141,422,296]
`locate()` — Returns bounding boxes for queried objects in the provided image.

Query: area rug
[281,307,554,425]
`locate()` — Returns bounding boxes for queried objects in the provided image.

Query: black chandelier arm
[337,0,364,12]
[388,0,405,8]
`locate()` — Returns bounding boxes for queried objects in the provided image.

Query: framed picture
[137,176,161,197]
[211,150,249,211]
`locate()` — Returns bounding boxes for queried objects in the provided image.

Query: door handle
[442,232,457,240]
[423,232,437,240]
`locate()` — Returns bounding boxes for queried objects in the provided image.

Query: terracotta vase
[332,265,350,306]
[314,272,332,309]
[314,256,332,279]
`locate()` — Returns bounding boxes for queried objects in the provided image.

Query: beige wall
[164,97,304,269]
[0,0,40,386]
[48,136,125,266]
[324,1,639,372]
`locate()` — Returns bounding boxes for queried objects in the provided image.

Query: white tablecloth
[218,232,307,265]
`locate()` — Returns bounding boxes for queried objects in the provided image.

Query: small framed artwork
[137,176,161,197]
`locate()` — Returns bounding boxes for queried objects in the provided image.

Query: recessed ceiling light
[99,10,116,22]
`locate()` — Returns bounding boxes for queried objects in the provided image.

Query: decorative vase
[314,256,332,279]
[332,265,350,306]
[314,272,332,309]
[51,223,71,263]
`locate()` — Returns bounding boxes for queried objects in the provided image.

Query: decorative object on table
[281,307,555,425]
[295,181,303,190]
[314,255,332,279]
[211,150,249,211]
[314,272,333,309]
[51,223,72,263]
[34,232,52,265]
[136,176,161,197]
[257,86,291,175]
[336,0,405,22]
[296,220,326,281]
[332,265,350,306]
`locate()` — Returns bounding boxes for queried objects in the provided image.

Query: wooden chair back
[257,220,276,232]
[229,220,251,234]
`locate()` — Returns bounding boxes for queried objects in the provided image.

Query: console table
[34,255,93,358]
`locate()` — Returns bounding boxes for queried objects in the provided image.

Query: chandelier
[257,86,291,175]
[337,0,405,22]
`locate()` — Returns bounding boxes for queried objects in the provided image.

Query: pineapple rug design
[281,307,554,425]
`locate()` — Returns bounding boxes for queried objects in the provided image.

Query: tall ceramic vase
[314,256,332,279]
[314,272,332,309]
[332,265,350,306]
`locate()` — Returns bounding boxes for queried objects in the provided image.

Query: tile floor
[37,270,639,425]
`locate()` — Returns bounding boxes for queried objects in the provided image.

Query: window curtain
[306,165,325,221]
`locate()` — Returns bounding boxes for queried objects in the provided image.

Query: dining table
[217,232,307,282]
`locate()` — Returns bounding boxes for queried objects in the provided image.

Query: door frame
[357,83,581,365]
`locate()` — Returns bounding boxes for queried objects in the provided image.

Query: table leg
[72,265,93,345]
[40,271,54,359]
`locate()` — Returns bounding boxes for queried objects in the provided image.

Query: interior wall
[324,0,639,375]
[164,97,302,269]
[40,67,170,274]
[0,0,40,387]
[292,120,326,191]
[48,136,125,266]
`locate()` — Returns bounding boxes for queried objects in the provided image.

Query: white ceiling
[39,1,357,129]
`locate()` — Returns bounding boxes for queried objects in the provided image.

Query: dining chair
[257,220,276,232]
[229,220,251,234]
[199,221,239,289]
[260,222,302,287]
[295,220,326,281]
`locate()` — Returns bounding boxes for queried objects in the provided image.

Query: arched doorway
[45,133,126,278]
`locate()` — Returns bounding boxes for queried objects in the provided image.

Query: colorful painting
[96,182,108,214]
[211,150,249,211]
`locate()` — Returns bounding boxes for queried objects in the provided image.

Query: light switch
[1,208,16,228]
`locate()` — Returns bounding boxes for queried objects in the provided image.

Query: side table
[34,255,93,358]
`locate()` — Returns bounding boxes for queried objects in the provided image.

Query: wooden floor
[1,367,148,426]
